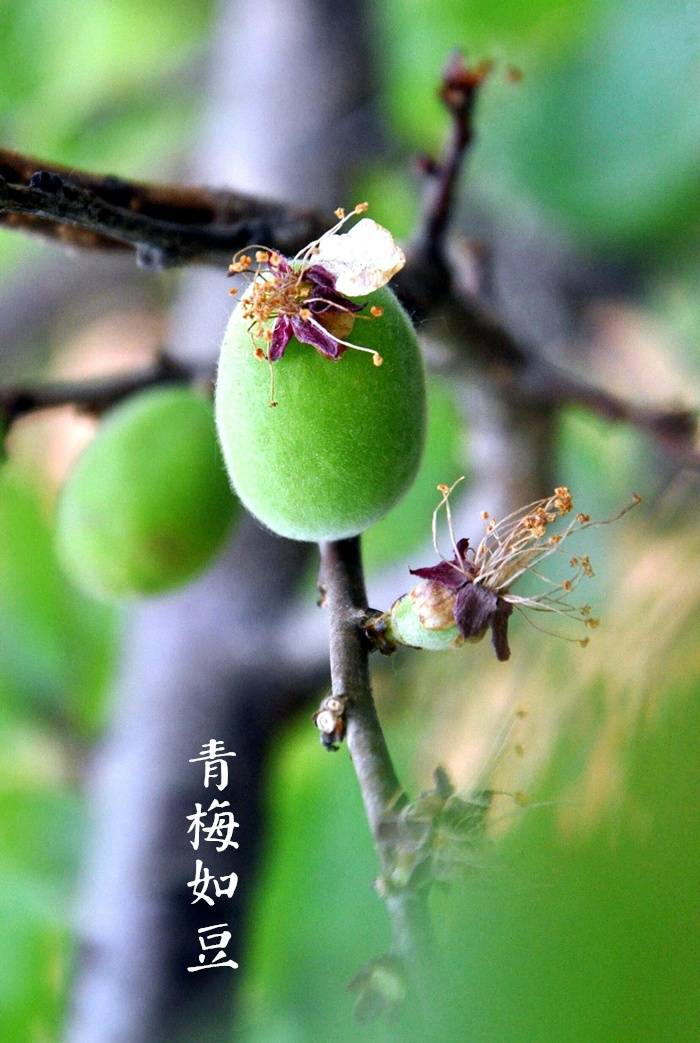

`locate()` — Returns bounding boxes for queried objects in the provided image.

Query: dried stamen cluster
[375,479,641,661]
[226,204,405,403]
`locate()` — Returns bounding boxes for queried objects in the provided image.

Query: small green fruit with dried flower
[215,212,426,542]
[216,286,425,541]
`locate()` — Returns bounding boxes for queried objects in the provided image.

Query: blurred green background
[1,0,699,1040]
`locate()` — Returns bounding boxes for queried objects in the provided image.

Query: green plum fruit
[386,580,464,651]
[56,387,236,599]
[215,285,426,542]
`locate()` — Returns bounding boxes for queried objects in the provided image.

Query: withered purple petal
[304,264,337,289]
[409,538,471,589]
[291,316,343,359]
[453,582,498,639]
[454,537,470,565]
[309,291,364,315]
[409,560,466,589]
[490,599,513,662]
[304,267,363,314]
[269,316,293,361]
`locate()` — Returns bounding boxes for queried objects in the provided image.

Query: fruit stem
[319,537,433,1008]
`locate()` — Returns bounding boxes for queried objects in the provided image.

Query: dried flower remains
[227,204,405,404]
[406,478,641,661]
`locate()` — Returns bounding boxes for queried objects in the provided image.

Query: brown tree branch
[417,52,491,258]
[445,275,700,469]
[523,364,698,452]
[0,353,213,434]
[397,52,490,315]
[318,538,432,999]
[0,149,327,268]
[394,52,699,471]
[0,55,696,472]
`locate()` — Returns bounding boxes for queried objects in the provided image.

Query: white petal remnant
[314,218,406,296]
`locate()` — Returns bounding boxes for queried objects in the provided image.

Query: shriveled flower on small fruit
[226,204,405,403]
[375,478,641,661]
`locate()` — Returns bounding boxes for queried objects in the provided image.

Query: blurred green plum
[56,387,236,600]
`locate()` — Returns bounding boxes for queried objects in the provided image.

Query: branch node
[29,170,64,194]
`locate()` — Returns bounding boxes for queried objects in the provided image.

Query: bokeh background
[1,1,699,1041]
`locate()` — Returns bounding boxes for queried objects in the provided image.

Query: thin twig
[0,149,327,268]
[419,51,491,258]
[395,53,699,470]
[446,276,700,468]
[319,538,432,993]
[0,92,696,467]
[396,52,490,316]
[0,353,213,432]
[524,365,700,465]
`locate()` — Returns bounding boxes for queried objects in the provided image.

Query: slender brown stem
[0,353,213,434]
[320,538,403,835]
[0,148,327,268]
[446,265,699,468]
[419,51,490,257]
[396,52,491,318]
[319,538,432,993]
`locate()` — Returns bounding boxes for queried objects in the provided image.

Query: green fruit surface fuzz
[216,285,426,542]
[388,587,463,651]
[57,388,236,600]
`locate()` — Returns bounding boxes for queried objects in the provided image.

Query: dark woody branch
[446,276,700,469]
[319,537,405,835]
[392,51,699,469]
[0,57,696,466]
[0,353,214,434]
[398,52,699,468]
[397,52,491,314]
[1,333,696,468]
[318,538,432,1003]
[0,148,327,268]
[523,365,700,468]
[416,51,491,260]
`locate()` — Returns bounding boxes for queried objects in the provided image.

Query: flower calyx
[379,479,641,661]
[227,203,405,403]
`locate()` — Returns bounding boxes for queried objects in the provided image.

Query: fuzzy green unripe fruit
[56,387,236,600]
[386,580,464,651]
[215,285,426,542]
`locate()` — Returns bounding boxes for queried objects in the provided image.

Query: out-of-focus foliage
[0,464,117,734]
[378,0,700,251]
[0,0,698,1040]
[0,0,213,170]
[0,464,115,1041]
[0,0,215,270]
[0,785,83,1043]
[363,376,464,574]
[431,665,700,1043]
[239,498,700,1042]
